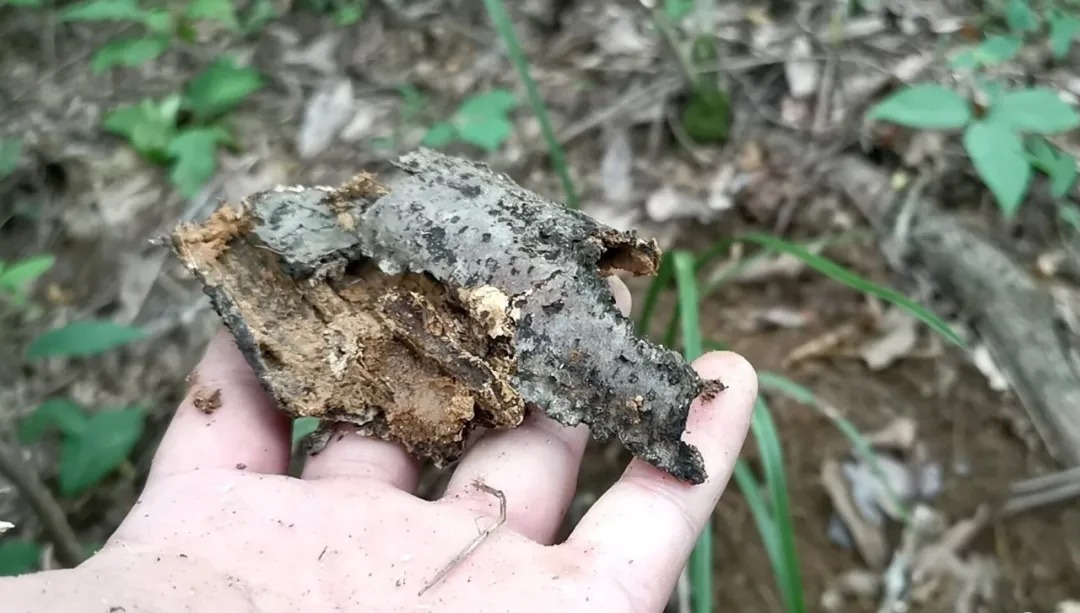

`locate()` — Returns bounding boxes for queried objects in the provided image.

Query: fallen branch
[419,480,506,596]
[760,130,1080,467]
[0,440,84,568]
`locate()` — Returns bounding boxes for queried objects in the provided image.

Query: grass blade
[732,460,782,585]
[637,254,673,336]
[752,396,806,613]
[482,0,578,209]
[758,371,909,523]
[737,232,962,346]
[672,251,702,360]
[671,248,711,613]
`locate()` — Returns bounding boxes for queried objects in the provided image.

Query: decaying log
[170,149,720,484]
[760,131,1080,466]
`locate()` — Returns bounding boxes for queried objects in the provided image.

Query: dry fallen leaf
[971,344,1010,392]
[859,307,919,371]
[297,79,356,159]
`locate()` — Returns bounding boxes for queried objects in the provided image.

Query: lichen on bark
[171,149,720,483]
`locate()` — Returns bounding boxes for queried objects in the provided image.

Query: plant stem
[0,440,84,568]
[481,0,579,209]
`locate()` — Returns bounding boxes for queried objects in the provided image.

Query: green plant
[26,319,145,359]
[0,254,54,308]
[0,539,41,576]
[57,0,251,73]
[296,0,365,25]
[869,1,1080,217]
[18,398,146,497]
[103,57,263,196]
[869,83,1078,218]
[422,89,520,154]
[0,138,23,179]
[481,0,579,209]
[640,233,961,612]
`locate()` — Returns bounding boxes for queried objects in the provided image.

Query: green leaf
[663,0,694,21]
[1028,138,1078,198]
[1050,159,1077,198]
[18,397,88,442]
[989,88,1080,134]
[682,87,730,143]
[0,539,41,576]
[421,122,456,148]
[2,0,45,6]
[141,8,173,33]
[867,84,971,129]
[0,137,22,179]
[90,36,169,73]
[0,254,54,290]
[750,397,805,613]
[103,97,181,160]
[1050,12,1080,58]
[738,233,964,346]
[456,116,513,153]
[1005,0,1037,33]
[291,416,320,449]
[951,36,1023,69]
[332,3,362,25]
[59,0,147,21]
[58,407,145,496]
[185,0,239,30]
[184,57,264,122]
[452,89,517,152]
[26,320,145,359]
[166,127,227,197]
[963,121,1032,217]
[458,89,518,117]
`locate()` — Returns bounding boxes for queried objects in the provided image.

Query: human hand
[2,279,757,613]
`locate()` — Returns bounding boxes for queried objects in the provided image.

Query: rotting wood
[760,130,1080,467]
[170,149,717,484]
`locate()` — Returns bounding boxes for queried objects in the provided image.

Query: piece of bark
[171,149,718,483]
[759,130,1080,467]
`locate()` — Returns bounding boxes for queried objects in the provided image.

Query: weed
[0,539,41,576]
[868,2,1080,218]
[103,57,263,196]
[422,89,520,154]
[296,0,365,26]
[18,398,146,497]
[0,254,54,309]
[57,0,242,73]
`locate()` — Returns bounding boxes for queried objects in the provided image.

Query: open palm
[4,281,757,613]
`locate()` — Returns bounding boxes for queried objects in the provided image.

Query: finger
[566,351,757,609]
[300,423,421,491]
[438,276,632,544]
[147,328,293,481]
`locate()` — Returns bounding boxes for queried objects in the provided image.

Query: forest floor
[2,0,1079,611]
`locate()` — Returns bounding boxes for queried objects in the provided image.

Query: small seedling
[103,57,263,196]
[869,83,1079,217]
[26,319,145,359]
[58,0,241,73]
[18,398,146,497]
[0,254,54,308]
[422,89,519,153]
[296,0,365,25]
[0,539,41,576]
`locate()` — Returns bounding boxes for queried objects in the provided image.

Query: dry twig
[418,481,507,596]
[0,440,84,568]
